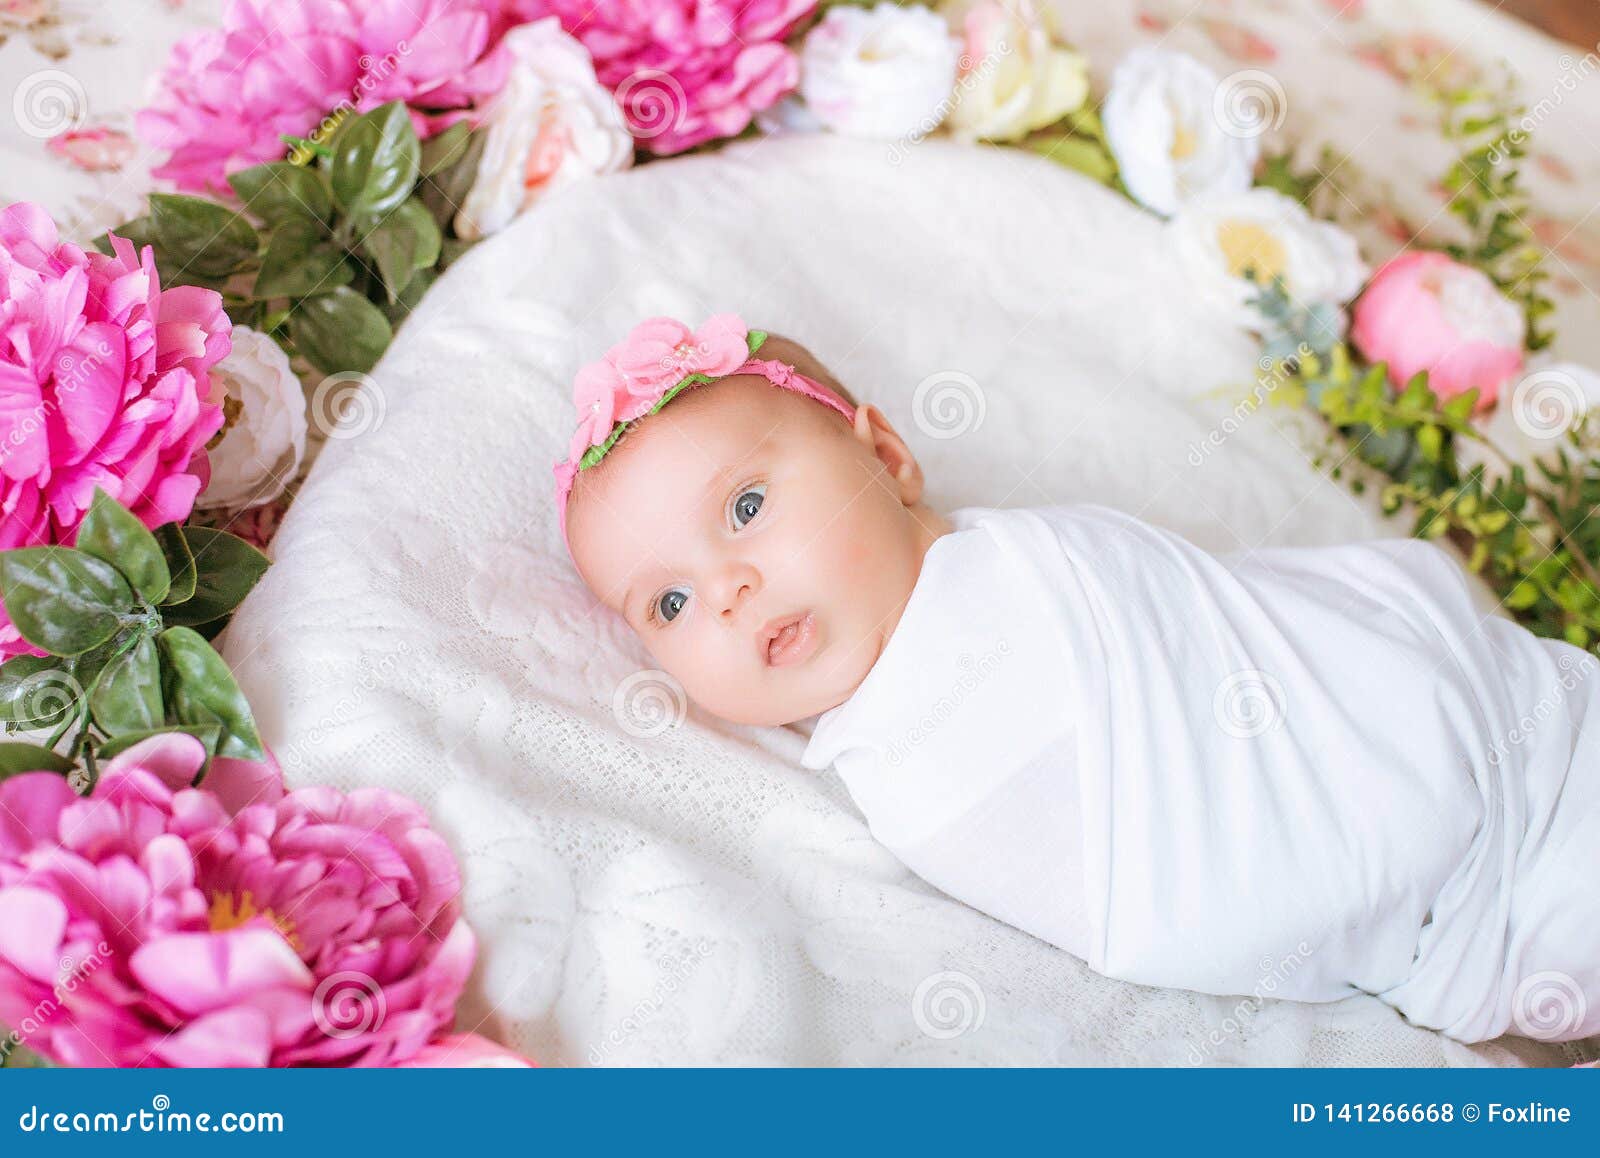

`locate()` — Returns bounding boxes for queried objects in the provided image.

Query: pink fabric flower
[533,0,816,154]
[0,202,228,657]
[138,0,514,194]
[1352,252,1525,407]
[0,734,474,1067]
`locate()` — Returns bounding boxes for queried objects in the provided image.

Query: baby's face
[567,374,945,727]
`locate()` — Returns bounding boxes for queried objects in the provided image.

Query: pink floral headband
[553,314,856,542]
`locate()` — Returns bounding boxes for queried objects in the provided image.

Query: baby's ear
[852,404,925,506]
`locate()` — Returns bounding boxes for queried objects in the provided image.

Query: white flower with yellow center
[800,3,962,140]
[1103,47,1260,216]
[1171,188,1367,326]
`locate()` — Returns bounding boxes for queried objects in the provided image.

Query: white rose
[939,0,1088,142]
[199,326,307,511]
[799,3,961,140]
[1460,362,1600,479]
[455,18,633,241]
[1172,188,1366,326]
[1103,47,1260,216]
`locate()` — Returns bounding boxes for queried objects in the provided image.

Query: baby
[556,314,1600,1046]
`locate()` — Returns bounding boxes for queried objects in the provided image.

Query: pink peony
[0,734,474,1067]
[138,0,515,194]
[0,202,228,656]
[396,1031,536,1067]
[1351,251,1525,408]
[534,0,816,154]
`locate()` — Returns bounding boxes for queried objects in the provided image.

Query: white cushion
[224,135,1564,1065]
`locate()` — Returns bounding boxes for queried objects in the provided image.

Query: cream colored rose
[199,326,307,511]
[1103,47,1259,216]
[1172,188,1366,326]
[800,3,961,140]
[938,0,1088,143]
[455,18,633,241]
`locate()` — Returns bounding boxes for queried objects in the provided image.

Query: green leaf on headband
[89,633,163,734]
[157,626,262,761]
[161,527,270,627]
[147,193,260,279]
[330,101,420,220]
[253,218,353,299]
[76,489,170,605]
[229,161,334,226]
[0,547,133,657]
[0,741,74,778]
[289,287,393,375]
[746,330,767,355]
[358,197,442,304]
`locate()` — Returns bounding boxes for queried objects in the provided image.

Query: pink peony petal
[131,928,313,1016]
[0,886,68,980]
[149,1006,274,1067]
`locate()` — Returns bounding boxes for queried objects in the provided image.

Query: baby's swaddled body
[802,504,1600,1042]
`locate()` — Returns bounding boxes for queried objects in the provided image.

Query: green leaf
[0,655,79,728]
[330,102,421,220]
[147,193,260,279]
[419,130,486,232]
[0,741,74,778]
[252,218,353,299]
[97,723,222,762]
[76,489,171,605]
[289,287,393,374]
[89,634,163,734]
[0,547,134,656]
[228,162,334,226]
[157,626,263,760]
[1029,134,1118,184]
[419,121,472,178]
[156,524,196,606]
[358,198,442,303]
[161,527,270,627]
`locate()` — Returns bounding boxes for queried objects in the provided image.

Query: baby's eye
[657,588,689,623]
[730,484,767,530]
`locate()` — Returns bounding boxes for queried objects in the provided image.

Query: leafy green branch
[0,490,269,793]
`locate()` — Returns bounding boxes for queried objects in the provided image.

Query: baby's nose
[712,562,761,619]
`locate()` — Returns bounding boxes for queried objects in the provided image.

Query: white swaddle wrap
[802,505,1600,1042]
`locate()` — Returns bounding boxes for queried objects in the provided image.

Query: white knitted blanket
[222,134,1588,1066]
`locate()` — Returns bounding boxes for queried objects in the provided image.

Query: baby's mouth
[762,611,818,668]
